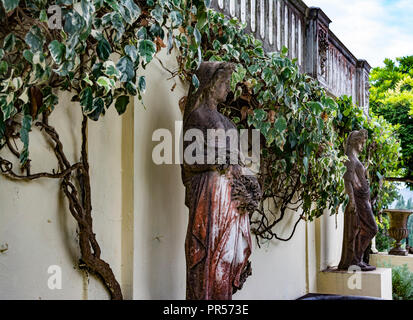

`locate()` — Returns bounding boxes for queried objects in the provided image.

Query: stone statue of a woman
[181,61,261,300]
[338,129,378,271]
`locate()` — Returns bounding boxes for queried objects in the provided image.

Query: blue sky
[303,0,413,68]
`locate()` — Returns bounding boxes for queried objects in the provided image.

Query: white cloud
[303,0,413,67]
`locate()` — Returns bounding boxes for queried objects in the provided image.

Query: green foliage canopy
[0,1,403,243]
[370,56,413,184]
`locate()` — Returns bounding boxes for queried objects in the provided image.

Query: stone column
[356,60,372,118]
[304,7,331,87]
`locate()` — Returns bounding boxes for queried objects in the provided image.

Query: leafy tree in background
[370,56,413,187]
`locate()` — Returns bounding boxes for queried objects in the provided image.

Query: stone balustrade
[210,0,371,115]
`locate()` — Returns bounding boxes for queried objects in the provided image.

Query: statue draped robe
[338,158,378,270]
[182,105,255,300]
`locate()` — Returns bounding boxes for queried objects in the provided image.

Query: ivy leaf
[253,109,267,122]
[87,97,105,121]
[124,44,138,63]
[192,74,200,89]
[0,61,8,75]
[138,76,146,93]
[1,0,19,12]
[0,95,15,120]
[138,39,156,64]
[170,11,183,27]
[80,87,93,110]
[39,9,47,22]
[114,95,129,115]
[303,156,309,174]
[116,56,135,82]
[97,76,114,94]
[3,33,16,51]
[97,38,111,60]
[308,101,323,116]
[19,114,32,165]
[193,27,201,45]
[274,116,287,133]
[23,50,33,63]
[48,40,66,64]
[25,26,45,52]
[103,60,120,78]
[151,5,164,24]
[119,0,142,25]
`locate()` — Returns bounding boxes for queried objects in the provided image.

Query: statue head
[183,61,235,123]
[346,129,368,155]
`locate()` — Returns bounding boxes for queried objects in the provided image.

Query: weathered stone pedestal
[370,252,413,272]
[317,268,392,300]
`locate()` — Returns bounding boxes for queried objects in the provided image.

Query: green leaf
[0,95,15,120]
[87,97,105,121]
[83,74,93,86]
[48,40,66,64]
[253,109,267,122]
[274,116,287,133]
[1,0,19,13]
[116,56,135,82]
[303,156,309,174]
[80,87,93,110]
[97,76,114,94]
[0,61,8,75]
[25,26,45,52]
[39,10,48,22]
[119,0,142,25]
[308,101,323,116]
[151,5,164,24]
[19,114,32,165]
[170,11,183,27]
[193,27,201,45]
[3,33,16,51]
[23,50,33,63]
[124,44,138,62]
[192,74,199,89]
[115,95,129,115]
[103,60,120,78]
[97,38,111,60]
[138,76,146,93]
[138,39,156,64]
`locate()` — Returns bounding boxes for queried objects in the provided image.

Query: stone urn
[384,209,413,256]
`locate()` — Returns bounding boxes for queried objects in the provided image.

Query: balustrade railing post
[356,60,372,118]
[304,7,331,86]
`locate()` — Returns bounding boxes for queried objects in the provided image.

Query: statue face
[215,72,231,103]
[355,138,365,154]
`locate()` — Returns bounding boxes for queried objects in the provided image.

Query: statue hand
[347,199,357,215]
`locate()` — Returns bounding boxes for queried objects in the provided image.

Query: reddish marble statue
[181,62,261,300]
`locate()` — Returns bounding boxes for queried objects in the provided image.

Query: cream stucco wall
[0,47,348,300]
[130,48,343,300]
[0,91,126,299]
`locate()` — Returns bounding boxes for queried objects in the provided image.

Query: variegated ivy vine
[174,9,347,243]
[0,0,211,300]
[173,9,401,244]
[0,0,402,299]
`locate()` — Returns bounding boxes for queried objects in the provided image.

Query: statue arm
[344,170,356,213]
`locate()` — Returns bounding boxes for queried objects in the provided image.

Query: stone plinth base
[370,253,413,272]
[317,267,392,300]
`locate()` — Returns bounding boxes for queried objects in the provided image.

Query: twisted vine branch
[0,112,123,300]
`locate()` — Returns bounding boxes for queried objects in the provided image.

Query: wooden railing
[210,0,371,115]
